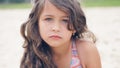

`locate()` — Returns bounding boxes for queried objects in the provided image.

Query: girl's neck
[51,40,72,58]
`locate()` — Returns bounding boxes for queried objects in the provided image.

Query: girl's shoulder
[75,39,97,53]
[75,39,101,68]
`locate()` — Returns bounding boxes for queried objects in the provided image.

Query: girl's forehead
[41,0,68,17]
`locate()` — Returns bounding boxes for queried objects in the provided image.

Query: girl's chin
[46,41,63,47]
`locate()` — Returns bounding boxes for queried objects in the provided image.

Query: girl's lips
[49,35,62,40]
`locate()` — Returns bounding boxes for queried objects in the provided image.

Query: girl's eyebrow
[63,16,69,18]
[62,16,69,17]
[43,14,69,18]
[44,15,53,17]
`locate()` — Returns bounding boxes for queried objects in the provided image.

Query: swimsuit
[70,40,82,68]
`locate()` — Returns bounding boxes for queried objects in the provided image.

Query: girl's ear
[73,30,76,34]
[72,30,76,36]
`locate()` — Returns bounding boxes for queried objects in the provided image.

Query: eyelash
[44,18,53,21]
[44,18,69,23]
[62,19,69,23]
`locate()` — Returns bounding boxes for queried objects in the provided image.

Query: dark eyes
[44,18,53,21]
[44,18,69,23]
[62,19,69,23]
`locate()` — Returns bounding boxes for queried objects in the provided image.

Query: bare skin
[52,39,101,68]
[76,39,101,68]
[39,1,73,68]
[39,0,101,68]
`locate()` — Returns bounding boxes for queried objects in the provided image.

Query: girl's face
[38,1,74,47]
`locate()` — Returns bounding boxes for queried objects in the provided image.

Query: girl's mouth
[49,35,62,40]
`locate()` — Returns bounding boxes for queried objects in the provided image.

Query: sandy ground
[0,7,120,68]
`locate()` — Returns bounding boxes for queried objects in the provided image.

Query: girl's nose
[52,23,60,32]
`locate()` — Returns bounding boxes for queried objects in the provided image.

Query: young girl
[20,0,101,68]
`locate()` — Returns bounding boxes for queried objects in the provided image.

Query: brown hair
[20,0,96,68]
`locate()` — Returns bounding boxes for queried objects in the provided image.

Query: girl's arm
[76,40,101,68]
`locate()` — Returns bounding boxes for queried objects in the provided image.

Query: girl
[20,0,101,68]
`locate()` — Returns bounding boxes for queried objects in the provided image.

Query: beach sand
[0,7,120,68]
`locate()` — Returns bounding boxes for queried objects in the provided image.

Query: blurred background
[0,0,120,68]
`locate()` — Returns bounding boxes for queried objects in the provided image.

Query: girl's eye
[44,18,53,21]
[62,19,69,23]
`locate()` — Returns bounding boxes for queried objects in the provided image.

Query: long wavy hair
[20,0,96,68]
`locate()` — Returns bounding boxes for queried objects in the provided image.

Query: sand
[0,7,120,68]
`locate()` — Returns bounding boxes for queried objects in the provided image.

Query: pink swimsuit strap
[70,40,82,68]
